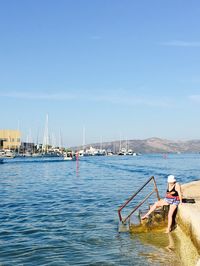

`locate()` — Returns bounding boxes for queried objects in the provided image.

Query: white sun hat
[167,175,176,183]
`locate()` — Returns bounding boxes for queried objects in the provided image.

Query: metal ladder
[118,176,168,233]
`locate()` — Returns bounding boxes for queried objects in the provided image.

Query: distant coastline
[72,137,200,154]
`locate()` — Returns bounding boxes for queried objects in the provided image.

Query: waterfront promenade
[177,180,200,253]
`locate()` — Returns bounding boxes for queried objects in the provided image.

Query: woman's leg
[141,199,169,219]
[166,204,177,233]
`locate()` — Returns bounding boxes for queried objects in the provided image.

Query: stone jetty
[177,180,200,253]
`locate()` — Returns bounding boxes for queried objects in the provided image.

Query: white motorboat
[64,156,76,161]
[63,152,76,161]
[0,150,15,158]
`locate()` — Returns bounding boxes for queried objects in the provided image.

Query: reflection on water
[0,154,200,265]
[135,226,199,266]
[134,232,181,265]
[167,232,175,251]
[76,157,79,177]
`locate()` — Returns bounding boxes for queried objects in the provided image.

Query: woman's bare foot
[141,215,149,220]
[166,246,174,252]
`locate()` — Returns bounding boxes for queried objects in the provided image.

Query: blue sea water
[0,154,200,265]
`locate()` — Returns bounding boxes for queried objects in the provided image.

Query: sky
[1,0,200,147]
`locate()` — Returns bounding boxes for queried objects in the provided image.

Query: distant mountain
[73,137,200,153]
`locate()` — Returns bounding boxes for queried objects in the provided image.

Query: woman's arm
[176,183,182,203]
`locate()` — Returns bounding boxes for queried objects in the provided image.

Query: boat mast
[82,126,86,150]
[17,120,20,154]
[126,138,128,152]
[100,136,103,151]
[119,133,122,152]
[59,128,62,149]
[43,114,49,152]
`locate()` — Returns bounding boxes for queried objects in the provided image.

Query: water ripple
[0,154,199,265]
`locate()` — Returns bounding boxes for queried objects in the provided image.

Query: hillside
[74,138,200,153]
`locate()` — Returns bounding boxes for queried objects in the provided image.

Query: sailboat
[41,114,61,158]
[78,126,87,157]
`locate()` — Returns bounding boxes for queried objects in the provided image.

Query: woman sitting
[141,175,182,233]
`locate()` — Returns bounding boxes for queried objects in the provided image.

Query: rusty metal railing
[118,176,160,224]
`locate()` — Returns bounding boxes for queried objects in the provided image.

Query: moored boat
[63,152,76,161]
[0,150,15,158]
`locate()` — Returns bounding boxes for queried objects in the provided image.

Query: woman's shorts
[164,197,180,206]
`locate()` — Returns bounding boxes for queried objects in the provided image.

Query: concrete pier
[177,180,200,253]
[127,180,200,265]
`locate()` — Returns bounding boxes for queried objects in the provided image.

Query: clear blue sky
[1,0,200,146]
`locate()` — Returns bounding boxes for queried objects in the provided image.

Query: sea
[0,154,200,265]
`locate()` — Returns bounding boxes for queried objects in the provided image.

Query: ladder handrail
[118,176,160,222]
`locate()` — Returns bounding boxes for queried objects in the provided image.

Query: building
[0,129,21,150]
